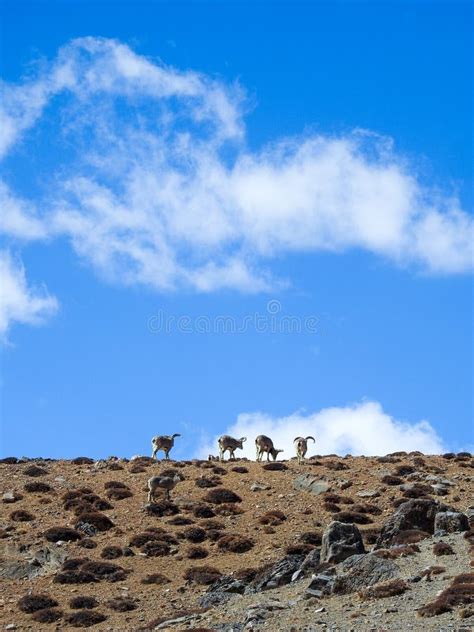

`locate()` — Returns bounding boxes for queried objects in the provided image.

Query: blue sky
[0,1,472,459]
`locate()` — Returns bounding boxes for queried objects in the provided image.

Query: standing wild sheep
[255,435,284,462]
[151,434,181,460]
[147,474,181,502]
[293,436,315,463]
[218,435,247,461]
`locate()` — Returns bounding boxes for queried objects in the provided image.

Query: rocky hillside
[0,452,473,631]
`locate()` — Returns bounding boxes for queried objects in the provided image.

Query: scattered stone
[294,474,330,496]
[248,554,306,592]
[250,482,270,492]
[356,490,380,498]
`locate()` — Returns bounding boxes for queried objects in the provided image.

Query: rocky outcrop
[434,511,469,535]
[375,499,450,548]
[320,521,365,563]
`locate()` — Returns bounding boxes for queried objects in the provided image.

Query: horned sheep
[255,434,284,462]
[218,435,247,461]
[151,434,181,460]
[293,436,315,463]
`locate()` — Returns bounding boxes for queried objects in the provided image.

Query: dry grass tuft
[65,610,108,626]
[31,608,63,623]
[101,545,123,559]
[18,594,59,613]
[10,509,35,522]
[333,511,373,525]
[106,596,137,612]
[433,541,455,556]
[23,465,47,477]
[44,526,82,542]
[182,527,207,543]
[23,481,52,493]
[262,462,288,471]
[69,596,99,609]
[186,545,209,559]
[105,487,133,500]
[358,579,409,600]
[183,565,222,585]
[203,488,242,504]
[258,510,287,526]
[141,573,170,585]
[218,534,254,553]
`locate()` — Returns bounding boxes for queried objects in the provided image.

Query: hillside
[1,452,473,631]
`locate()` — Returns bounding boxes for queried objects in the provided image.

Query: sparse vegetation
[44,526,82,542]
[358,579,409,600]
[18,594,59,613]
[69,596,99,609]
[217,534,254,553]
[203,488,242,504]
[23,481,52,493]
[184,565,222,585]
[10,509,35,521]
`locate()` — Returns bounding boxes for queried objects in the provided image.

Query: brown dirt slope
[0,451,472,630]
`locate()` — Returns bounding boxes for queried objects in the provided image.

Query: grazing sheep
[208,455,219,461]
[255,435,284,462]
[218,435,247,461]
[151,434,181,460]
[294,436,315,463]
[147,474,181,502]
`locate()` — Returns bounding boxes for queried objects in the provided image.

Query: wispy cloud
[0,250,58,339]
[0,37,472,333]
[199,401,446,458]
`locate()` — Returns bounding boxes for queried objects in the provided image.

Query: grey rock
[299,548,321,574]
[250,481,270,492]
[332,553,399,594]
[305,571,336,598]
[247,554,305,592]
[434,511,469,535]
[0,545,67,580]
[320,521,365,563]
[431,484,449,496]
[356,490,380,498]
[293,474,330,496]
[199,576,247,608]
[75,521,98,536]
[2,492,19,503]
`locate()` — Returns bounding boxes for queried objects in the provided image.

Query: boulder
[293,474,330,496]
[434,511,469,535]
[332,553,399,594]
[247,554,305,592]
[320,521,365,564]
[375,499,449,548]
[305,570,336,598]
[199,576,247,608]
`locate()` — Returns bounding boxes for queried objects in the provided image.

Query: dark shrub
[129,465,146,474]
[325,461,349,471]
[75,512,114,531]
[168,515,194,525]
[203,488,242,504]
[212,466,227,475]
[140,540,171,557]
[201,519,225,530]
[324,493,353,505]
[358,579,409,600]
[184,565,222,585]
[183,527,207,543]
[262,462,287,471]
[258,510,286,526]
[10,509,35,522]
[381,475,403,486]
[333,511,373,525]
[106,597,137,612]
[70,596,99,609]
[62,558,89,571]
[433,541,455,556]
[54,571,98,584]
[394,464,415,476]
[0,456,18,464]
[101,545,123,559]
[193,504,215,519]
[351,503,382,516]
[234,567,259,582]
[187,546,209,559]
[81,560,126,581]
[31,608,63,623]
[77,538,97,549]
[72,457,94,465]
[286,543,314,555]
[196,477,220,488]
[323,502,341,513]
[144,501,179,517]
[231,466,248,473]
[18,594,58,613]
[93,498,113,511]
[45,526,82,542]
[129,531,165,547]
[217,534,254,553]
[65,610,108,626]
[105,487,133,500]
[141,573,170,585]
[24,481,52,493]
[104,481,128,489]
[374,544,420,559]
[23,465,47,477]
[299,531,322,546]
[214,503,244,516]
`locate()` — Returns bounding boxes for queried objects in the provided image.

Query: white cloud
[199,401,445,458]
[0,181,47,240]
[0,250,58,338]
[0,37,472,297]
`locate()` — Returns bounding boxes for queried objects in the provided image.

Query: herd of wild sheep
[147,432,315,503]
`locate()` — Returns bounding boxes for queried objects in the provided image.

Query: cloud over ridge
[0,37,472,333]
[199,400,446,459]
